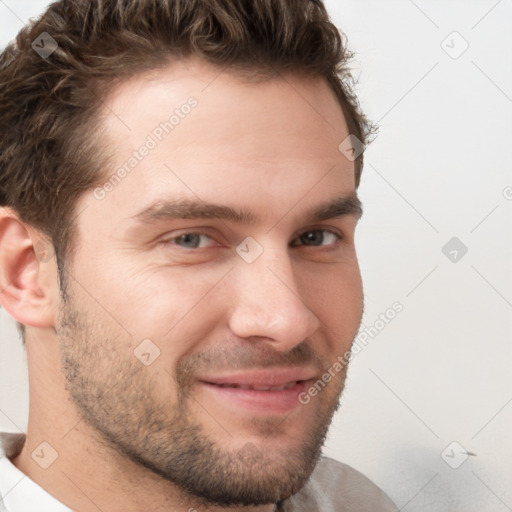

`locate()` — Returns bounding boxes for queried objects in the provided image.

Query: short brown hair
[0,0,372,291]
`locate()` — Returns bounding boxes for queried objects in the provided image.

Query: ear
[0,207,57,328]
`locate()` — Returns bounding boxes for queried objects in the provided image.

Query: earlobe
[0,208,56,329]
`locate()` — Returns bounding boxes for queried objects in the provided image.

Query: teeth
[215,382,297,391]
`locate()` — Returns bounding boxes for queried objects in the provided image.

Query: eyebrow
[131,194,363,226]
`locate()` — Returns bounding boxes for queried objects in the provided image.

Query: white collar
[0,432,71,512]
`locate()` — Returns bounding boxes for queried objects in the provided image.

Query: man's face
[56,60,363,506]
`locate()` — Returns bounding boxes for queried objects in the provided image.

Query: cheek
[102,265,229,353]
[299,260,362,309]
[299,261,363,343]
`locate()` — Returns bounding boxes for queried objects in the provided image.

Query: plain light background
[1,1,511,510]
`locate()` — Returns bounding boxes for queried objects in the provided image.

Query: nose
[227,250,320,351]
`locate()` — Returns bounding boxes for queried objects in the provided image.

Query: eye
[292,229,342,247]
[165,232,218,249]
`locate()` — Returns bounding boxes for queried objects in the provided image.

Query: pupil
[302,230,323,246]
[181,234,200,247]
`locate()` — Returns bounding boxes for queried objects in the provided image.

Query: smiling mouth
[209,381,299,391]
[197,378,313,414]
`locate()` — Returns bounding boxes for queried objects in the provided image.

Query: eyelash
[163,229,343,250]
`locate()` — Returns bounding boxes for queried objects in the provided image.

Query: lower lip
[198,381,309,414]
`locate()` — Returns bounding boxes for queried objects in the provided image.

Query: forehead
[101,58,350,160]
[86,58,355,228]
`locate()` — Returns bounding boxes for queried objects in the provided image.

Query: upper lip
[199,367,318,388]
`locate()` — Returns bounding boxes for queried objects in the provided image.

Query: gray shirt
[0,432,397,511]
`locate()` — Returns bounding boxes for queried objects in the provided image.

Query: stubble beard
[56,290,349,507]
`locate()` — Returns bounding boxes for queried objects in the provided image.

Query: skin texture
[0,58,363,512]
